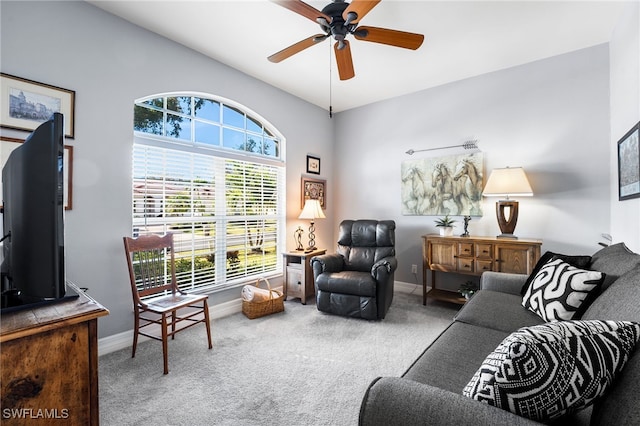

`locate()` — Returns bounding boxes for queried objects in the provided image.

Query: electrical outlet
[411,264,418,274]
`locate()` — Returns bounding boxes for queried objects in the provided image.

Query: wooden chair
[123,233,212,374]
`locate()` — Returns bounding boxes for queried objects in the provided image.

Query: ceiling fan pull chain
[329,41,333,118]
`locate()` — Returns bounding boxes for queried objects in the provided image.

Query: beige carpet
[99,289,458,425]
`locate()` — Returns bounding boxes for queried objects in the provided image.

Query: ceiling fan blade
[354,26,424,50]
[342,0,381,25]
[334,40,355,81]
[270,0,330,24]
[268,34,328,63]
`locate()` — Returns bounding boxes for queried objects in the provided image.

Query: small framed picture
[618,121,640,201]
[306,155,320,175]
[0,73,75,138]
[301,177,326,209]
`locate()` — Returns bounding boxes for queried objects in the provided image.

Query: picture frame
[618,121,640,201]
[0,73,75,138]
[306,155,320,175]
[0,136,73,210]
[301,177,326,209]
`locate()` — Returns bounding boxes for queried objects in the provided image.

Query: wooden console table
[422,235,541,305]
[1,282,109,425]
[283,249,326,304]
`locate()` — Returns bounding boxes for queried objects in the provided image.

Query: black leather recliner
[311,220,397,320]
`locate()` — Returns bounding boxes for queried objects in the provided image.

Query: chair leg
[161,312,169,375]
[171,310,177,340]
[132,308,140,359]
[203,300,213,349]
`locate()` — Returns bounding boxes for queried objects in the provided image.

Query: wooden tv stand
[0,282,109,425]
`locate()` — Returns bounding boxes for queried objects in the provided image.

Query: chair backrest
[336,220,396,272]
[123,233,178,305]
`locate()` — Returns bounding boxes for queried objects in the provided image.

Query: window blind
[132,143,284,293]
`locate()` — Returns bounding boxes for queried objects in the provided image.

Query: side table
[422,234,542,305]
[282,249,326,305]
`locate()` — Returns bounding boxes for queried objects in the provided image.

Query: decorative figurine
[294,226,304,251]
[461,216,471,237]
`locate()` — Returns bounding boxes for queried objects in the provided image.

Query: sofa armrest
[359,377,540,426]
[480,271,528,295]
[311,253,344,278]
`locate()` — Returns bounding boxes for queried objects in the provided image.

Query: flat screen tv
[1,113,70,312]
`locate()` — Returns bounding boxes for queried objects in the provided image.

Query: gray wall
[333,44,612,289]
[0,1,335,338]
[610,2,640,252]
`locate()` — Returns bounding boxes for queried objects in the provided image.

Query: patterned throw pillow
[520,251,592,296]
[463,320,640,422]
[522,257,605,321]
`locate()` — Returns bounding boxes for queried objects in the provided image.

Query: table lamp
[482,167,533,239]
[298,199,325,252]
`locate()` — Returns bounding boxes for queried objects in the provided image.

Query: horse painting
[401,153,483,216]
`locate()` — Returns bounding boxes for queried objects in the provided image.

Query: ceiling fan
[268,0,424,81]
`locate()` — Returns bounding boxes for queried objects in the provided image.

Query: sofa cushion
[403,322,510,394]
[590,350,640,426]
[520,251,592,296]
[463,320,640,422]
[522,258,605,321]
[589,242,640,290]
[583,262,640,323]
[454,290,543,333]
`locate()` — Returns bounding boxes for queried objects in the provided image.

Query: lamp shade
[482,167,533,198]
[298,199,325,220]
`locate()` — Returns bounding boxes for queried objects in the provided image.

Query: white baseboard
[98,282,423,357]
[394,280,421,294]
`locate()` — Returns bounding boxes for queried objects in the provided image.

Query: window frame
[131,92,286,294]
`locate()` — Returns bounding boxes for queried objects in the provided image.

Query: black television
[1,113,72,312]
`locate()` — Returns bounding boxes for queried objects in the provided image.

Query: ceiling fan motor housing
[320,1,355,48]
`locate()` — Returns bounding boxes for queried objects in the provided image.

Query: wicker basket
[242,277,285,319]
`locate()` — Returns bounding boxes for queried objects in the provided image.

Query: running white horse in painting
[402,166,435,214]
[453,158,483,215]
[432,161,480,215]
[431,163,457,214]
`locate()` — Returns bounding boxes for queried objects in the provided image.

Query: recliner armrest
[359,377,540,426]
[311,253,345,275]
[371,256,397,280]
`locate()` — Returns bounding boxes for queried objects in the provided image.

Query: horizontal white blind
[132,143,284,293]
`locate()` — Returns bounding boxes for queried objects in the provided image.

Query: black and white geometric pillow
[463,320,640,422]
[522,257,605,321]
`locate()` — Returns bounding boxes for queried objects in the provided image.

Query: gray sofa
[360,243,640,425]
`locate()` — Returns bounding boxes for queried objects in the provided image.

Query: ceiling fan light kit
[268,0,424,81]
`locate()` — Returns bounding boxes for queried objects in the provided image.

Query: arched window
[132,93,285,292]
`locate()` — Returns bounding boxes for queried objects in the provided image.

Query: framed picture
[306,155,320,175]
[301,177,326,209]
[0,73,75,138]
[0,136,73,210]
[618,121,640,201]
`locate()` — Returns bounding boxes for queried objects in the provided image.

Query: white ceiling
[89,0,626,112]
